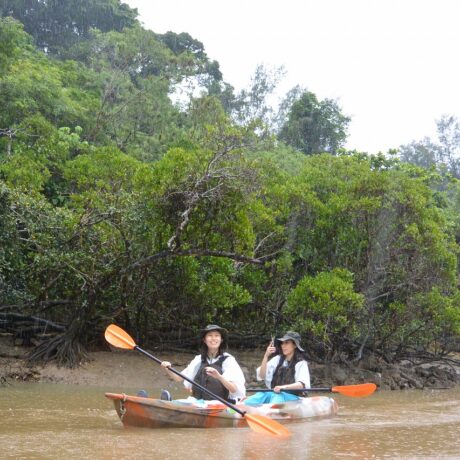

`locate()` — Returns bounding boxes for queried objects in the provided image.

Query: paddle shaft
[248,382,377,397]
[247,388,331,393]
[134,346,247,417]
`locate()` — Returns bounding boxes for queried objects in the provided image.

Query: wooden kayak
[105,393,339,429]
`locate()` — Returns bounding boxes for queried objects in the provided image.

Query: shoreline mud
[1,337,458,391]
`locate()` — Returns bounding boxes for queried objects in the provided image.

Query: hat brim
[200,326,228,336]
[276,337,304,352]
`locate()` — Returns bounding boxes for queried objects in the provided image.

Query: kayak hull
[105,393,338,429]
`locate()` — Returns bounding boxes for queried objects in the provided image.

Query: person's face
[280,340,296,357]
[203,330,222,351]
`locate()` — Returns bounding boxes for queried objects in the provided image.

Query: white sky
[125,0,460,154]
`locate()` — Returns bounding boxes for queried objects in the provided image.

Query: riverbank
[1,336,459,390]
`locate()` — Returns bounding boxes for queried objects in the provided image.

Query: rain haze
[124,0,460,154]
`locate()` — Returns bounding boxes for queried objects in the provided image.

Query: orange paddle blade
[331,383,377,397]
[245,414,291,438]
[105,324,136,350]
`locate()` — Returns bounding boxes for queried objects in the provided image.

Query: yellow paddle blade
[331,383,377,397]
[245,414,291,438]
[104,324,136,350]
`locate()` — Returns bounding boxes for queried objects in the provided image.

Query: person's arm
[273,380,305,392]
[295,360,311,389]
[204,366,237,394]
[272,360,311,392]
[224,355,246,399]
[161,356,201,386]
[258,340,276,380]
[160,360,183,383]
[205,355,246,397]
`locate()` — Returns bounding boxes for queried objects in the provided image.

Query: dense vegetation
[1,1,459,367]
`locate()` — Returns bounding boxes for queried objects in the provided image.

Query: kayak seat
[137,389,149,397]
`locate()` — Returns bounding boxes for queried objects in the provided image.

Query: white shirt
[181,352,246,400]
[256,355,311,389]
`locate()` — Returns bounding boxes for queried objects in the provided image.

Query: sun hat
[200,324,228,338]
[276,331,304,352]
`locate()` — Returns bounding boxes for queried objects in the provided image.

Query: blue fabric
[243,391,300,405]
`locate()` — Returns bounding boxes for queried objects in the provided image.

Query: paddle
[247,382,377,398]
[104,324,291,438]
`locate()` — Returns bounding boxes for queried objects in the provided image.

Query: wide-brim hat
[200,324,228,338]
[276,331,304,352]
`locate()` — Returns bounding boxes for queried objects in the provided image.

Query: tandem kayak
[105,393,339,429]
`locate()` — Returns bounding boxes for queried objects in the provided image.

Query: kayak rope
[119,393,127,418]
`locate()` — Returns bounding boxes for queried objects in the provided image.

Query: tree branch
[128,248,266,272]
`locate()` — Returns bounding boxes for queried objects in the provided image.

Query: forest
[0,0,459,368]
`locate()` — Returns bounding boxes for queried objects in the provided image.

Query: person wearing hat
[257,331,311,393]
[160,324,246,402]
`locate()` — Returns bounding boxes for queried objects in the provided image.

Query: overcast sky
[125,0,460,154]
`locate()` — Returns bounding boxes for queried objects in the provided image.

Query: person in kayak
[160,324,246,403]
[257,331,311,394]
[242,331,310,405]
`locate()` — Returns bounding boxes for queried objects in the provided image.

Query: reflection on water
[1,383,459,459]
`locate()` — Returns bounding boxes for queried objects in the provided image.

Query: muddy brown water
[1,383,459,459]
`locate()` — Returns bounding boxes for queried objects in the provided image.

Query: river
[1,383,459,459]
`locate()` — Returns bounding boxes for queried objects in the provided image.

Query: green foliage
[66,25,194,159]
[285,269,364,357]
[0,17,32,75]
[246,144,306,176]
[278,90,351,155]
[413,288,460,346]
[1,0,138,56]
[1,58,64,125]
[0,2,459,367]
[0,182,77,305]
[1,152,50,191]
[399,114,460,179]
[0,181,28,303]
[230,64,284,129]
[1,121,91,198]
[64,147,141,202]
[198,258,252,320]
[157,31,224,89]
[0,40,100,133]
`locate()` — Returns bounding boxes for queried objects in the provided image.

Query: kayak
[105,393,339,429]
[106,393,339,429]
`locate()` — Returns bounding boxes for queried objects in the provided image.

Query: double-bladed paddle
[104,324,291,438]
[247,382,377,398]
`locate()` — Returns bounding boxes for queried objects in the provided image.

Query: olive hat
[200,324,228,338]
[276,331,304,352]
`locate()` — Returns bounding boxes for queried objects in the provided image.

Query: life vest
[192,355,230,401]
[270,356,298,388]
